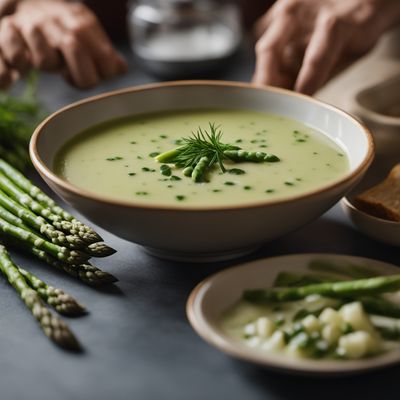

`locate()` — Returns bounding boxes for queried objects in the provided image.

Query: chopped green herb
[130,141,137,144]
[149,152,160,158]
[224,181,235,186]
[160,134,168,139]
[150,139,157,143]
[160,164,172,176]
[228,168,245,175]
[137,156,143,160]
[142,167,155,172]
[136,191,148,196]
[176,195,186,201]
[235,139,243,143]
[296,139,306,143]
[244,186,252,190]
[212,189,222,193]
[128,172,136,176]
[285,181,294,186]
[265,189,275,193]
[167,185,173,188]
[106,156,123,161]
[170,175,182,181]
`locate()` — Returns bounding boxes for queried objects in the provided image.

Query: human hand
[253,0,400,94]
[0,0,127,89]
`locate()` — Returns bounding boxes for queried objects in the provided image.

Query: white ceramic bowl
[30,81,374,262]
[187,253,400,375]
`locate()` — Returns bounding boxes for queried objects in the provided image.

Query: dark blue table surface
[1,43,399,400]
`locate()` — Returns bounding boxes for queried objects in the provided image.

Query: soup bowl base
[142,244,259,263]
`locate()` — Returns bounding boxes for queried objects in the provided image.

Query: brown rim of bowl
[30,80,375,212]
[342,196,400,226]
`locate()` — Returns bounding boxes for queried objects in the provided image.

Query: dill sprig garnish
[155,123,280,182]
[171,123,239,172]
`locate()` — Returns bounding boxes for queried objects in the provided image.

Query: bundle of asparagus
[0,159,117,286]
[0,73,44,171]
[0,244,85,350]
[0,79,118,351]
[0,160,119,349]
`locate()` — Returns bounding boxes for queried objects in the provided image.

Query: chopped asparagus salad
[55,109,349,206]
[221,261,400,360]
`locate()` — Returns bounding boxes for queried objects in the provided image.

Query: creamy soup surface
[55,109,349,206]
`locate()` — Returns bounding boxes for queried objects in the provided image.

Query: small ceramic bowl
[187,253,400,375]
[30,81,374,262]
[352,74,400,155]
[341,197,400,246]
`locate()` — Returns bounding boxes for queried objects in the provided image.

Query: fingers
[59,35,100,89]
[47,5,126,87]
[253,12,298,88]
[72,22,127,80]
[0,17,32,73]
[20,23,62,71]
[294,14,345,94]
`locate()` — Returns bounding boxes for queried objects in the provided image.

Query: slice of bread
[354,164,400,222]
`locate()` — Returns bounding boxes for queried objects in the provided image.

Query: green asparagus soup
[55,109,349,206]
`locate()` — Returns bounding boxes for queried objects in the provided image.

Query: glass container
[127,0,242,78]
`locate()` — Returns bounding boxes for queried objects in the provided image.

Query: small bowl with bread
[341,164,400,246]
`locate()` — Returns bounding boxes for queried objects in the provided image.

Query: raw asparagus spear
[0,169,101,244]
[273,272,342,287]
[84,242,116,257]
[0,190,85,248]
[244,275,400,302]
[29,247,118,286]
[17,267,86,315]
[0,199,114,256]
[0,216,89,264]
[1,236,117,285]
[274,271,400,319]
[0,160,101,239]
[0,245,80,350]
[308,260,379,279]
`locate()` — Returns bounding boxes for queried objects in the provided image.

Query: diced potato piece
[338,331,374,359]
[246,336,261,348]
[286,332,309,357]
[321,324,342,345]
[305,294,322,303]
[319,308,342,328]
[244,323,256,336]
[262,330,285,352]
[339,302,374,333]
[256,317,275,338]
[302,315,320,333]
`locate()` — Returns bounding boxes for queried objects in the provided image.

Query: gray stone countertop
[1,42,400,400]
